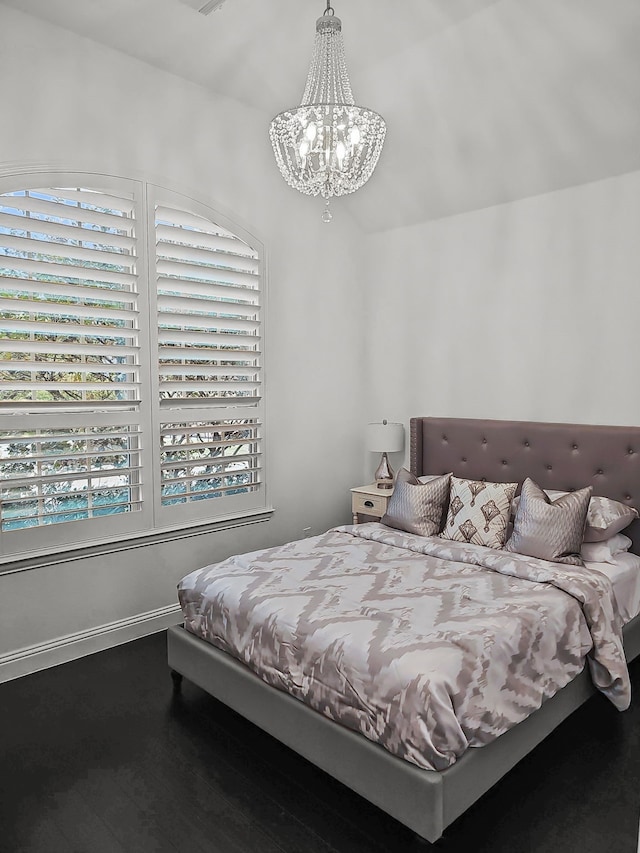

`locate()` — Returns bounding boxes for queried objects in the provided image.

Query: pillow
[381,469,451,537]
[579,495,638,543]
[417,474,453,528]
[505,478,592,565]
[512,490,638,543]
[440,476,517,549]
[580,533,632,564]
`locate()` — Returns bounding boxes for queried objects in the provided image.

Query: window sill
[0,507,274,576]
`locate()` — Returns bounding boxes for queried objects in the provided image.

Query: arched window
[0,174,264,560]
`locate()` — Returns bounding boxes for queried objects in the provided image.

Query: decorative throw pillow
[418,473,452,528]
[439,476,517,549]
[575,494,637,543]
[381,469,451,537]
[512,490,638,543]
[581,533,632,564]
[505,478,592,565]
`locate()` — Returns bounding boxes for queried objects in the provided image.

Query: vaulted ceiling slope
[2,0,639,232]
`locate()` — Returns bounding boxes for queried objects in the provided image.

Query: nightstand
[350,483,394,524]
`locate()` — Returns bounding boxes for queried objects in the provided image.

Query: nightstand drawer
[352,491,388,517]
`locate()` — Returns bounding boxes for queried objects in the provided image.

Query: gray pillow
[382,469,451,537]
[505,478,592,565]
[511,490,638,543]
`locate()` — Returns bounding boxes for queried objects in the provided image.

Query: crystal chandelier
[269,2,386,222]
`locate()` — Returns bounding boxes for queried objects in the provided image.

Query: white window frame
[0,172,267,564]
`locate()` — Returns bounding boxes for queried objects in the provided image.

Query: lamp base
[374,452,394,490]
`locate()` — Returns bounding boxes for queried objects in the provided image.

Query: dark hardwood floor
[1,630,638,853]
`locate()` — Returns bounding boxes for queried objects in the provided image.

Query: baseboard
[0,603,182,683]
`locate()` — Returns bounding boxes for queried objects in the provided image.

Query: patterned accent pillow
[439,476,517,549]
[381,469,451,537]
[505,478,592,565]
[565,493,637,543]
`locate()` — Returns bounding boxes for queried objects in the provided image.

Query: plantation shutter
[0,180,150,553]
[0,187,140,403]
[153,195,264,518]
[0,174,267,561]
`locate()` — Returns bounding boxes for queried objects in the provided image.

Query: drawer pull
[364,500,374,508]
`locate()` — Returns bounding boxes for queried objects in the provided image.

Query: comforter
[177,523,630,771]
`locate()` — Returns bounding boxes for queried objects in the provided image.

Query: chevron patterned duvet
[177,522,630,771]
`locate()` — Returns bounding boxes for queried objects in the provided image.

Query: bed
[167,416,640,843]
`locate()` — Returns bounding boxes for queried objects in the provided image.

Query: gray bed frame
[167,416,640,843]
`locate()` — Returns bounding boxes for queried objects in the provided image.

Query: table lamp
[367,420,405,489]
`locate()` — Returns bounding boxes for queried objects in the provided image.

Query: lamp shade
[366,421,404,454]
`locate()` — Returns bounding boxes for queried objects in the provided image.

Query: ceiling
[2,0,639,231]
[0,0,501,112]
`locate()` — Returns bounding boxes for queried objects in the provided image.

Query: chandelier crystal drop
[269,3,386,218]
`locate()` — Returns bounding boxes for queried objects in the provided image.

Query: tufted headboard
[410,417,640,555]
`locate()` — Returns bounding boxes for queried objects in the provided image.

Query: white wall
[365,170,640,460]
[0,6,367,667]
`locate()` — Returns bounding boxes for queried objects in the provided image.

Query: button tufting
[596,469,603,475]
[524,441,530,447]
[572,444,578,450]
[629,449,635,455]
[502,460,507,465]
[626,495,632,501]
[482,438,487,445]
[442,435,447,442]
[462,457,467,463]
[546,464,552,470]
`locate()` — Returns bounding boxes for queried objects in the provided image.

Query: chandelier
[269,2,386,222]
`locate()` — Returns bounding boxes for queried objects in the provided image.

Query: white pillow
[580,533,632,564]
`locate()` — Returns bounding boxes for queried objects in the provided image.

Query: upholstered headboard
[410,417,640,555]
